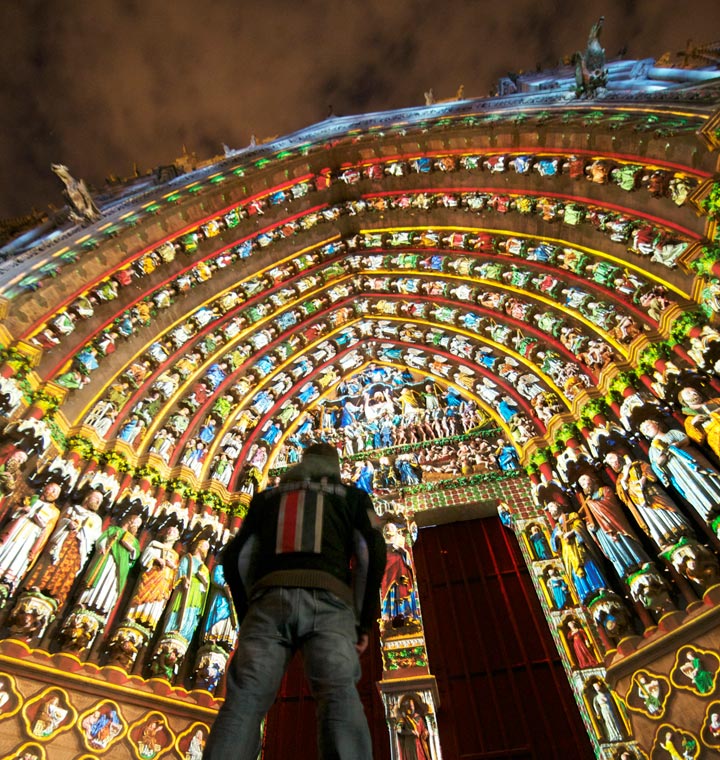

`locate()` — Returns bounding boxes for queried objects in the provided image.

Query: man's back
[204,443,386,760]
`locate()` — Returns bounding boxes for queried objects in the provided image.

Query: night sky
[1,0,719,219]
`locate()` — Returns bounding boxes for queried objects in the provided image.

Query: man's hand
[355,634,369,655]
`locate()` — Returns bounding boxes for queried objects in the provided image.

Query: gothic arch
[0,56,719,758]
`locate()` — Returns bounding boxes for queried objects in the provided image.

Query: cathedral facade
[0,36,719,759]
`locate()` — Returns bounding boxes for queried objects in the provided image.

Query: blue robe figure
[549,508,607,604]
[119,416,142,443]
[546,568,571,610]
[298,384,318,404]
[396,455,421,485]
[260,422,282,445]
[498,397,518,422]
[296,416,314,438]
[339,399,361,428]
[76,348,99,373]
[202,565,239,652]
[199,419,217,445]
[355,461,374,493]
[206,363,227,388]
[497,444,520,471]
[445,388,463,408]
[528,525,551,560]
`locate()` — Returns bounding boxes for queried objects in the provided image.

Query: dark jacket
[222,457,386,635]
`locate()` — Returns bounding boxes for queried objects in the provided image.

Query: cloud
[1,0,718,218]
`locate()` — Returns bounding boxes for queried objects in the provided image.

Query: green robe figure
[163,539,210,642]
[680,650,714,694]
[76,515,142,618]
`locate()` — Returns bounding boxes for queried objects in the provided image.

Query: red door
[412,516,594,759]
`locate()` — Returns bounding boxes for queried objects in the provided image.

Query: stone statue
[546,502,608,604]
[194,645,227,692]
[22,489,104,608]
[0,482,62,601]
[161,538,210,642]
[74,513,142,618]
[200,563,238,651]
[380,522,420,631]
[105,625,144,669]
[574,16,608,98]
[590,680,626,742]
[544,566,572,610]
[51,163,101,224]
[639,418,720,523]
[665,538,720,590]
[149,637,184,681]
[577,473,650,579]
[0,450,28,503]
[564,618,599,669]
[677,386,720,458]
[396,693,433,760]
[59,607,102,654]
[123,524,180,630]
[604,451,692,552]
[7,593,51,640]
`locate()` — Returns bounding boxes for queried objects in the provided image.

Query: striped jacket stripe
[276,488,324,554]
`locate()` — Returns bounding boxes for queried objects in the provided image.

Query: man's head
[284,442,341,482]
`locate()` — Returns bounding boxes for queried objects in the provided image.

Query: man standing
[204,443,386,760]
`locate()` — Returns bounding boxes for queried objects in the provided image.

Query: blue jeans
[203,587,373,760]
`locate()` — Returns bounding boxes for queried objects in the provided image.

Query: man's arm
[220,497,261,623]
[352,491,387,640]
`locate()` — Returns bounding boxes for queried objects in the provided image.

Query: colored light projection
[0,75,718,759]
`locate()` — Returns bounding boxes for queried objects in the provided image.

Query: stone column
[377,509,443,759]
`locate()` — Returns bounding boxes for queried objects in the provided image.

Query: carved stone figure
[193,645,227,692]
[565,618,598,669]
[605,452,692,551]
[678,649,715,694]
[380,522,420,631]
[627,567,673,613]
[81,703,123,750]
[7,593,53,640]
[184,728,207,760]
[31,694,68,738]
[590,680,625,742]
[544,566,571,610]
[546,502,608,604]
[632,673,664,716]
[22,489,103,608]
[51,163,101,224]
[200,564,238,651]
[640,418,720,522]
[137,717,167,759]
[577,473,650,579]
[59,607,102,654]
[678,386,720,458]
[665,538,720,590]
[396,693,432,760]
[105,624,144,669]
[124,525,180,630]
[161,538,210,642]
[574,17,608,99]
[0,482,62,601]
[74,514,142,618]
[149,637,185,681]
[0,450,28,502]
